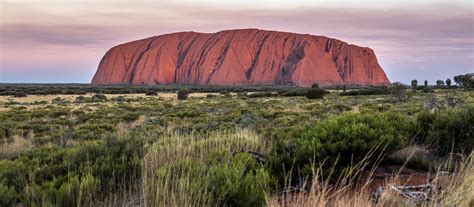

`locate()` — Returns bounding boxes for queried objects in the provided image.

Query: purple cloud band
[0,2,472,83]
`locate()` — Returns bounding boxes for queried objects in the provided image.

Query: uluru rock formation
[92,29,390,86]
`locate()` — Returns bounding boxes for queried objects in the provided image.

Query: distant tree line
[1,73,471,99]
[410,73,472,90]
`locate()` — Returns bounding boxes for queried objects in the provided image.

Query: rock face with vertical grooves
[91,29,390,86]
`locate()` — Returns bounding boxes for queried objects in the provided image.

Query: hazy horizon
[1,0,473,84]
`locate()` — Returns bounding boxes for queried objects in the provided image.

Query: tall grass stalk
[269,151,473,207]
[142,129,270,206]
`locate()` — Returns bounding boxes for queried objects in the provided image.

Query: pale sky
[0,0,473,84]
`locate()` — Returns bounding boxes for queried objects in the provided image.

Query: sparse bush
[112,95,127,102]
[422,87,434,93]
[177,90,190,100]
[305,88,328,99]
[387,146,434,171]
[75,95,85,102]
[206,94,218,98]
[145,90,157,96]
[328,103,352,113]
[92,93,107,101]
[120,112,141,122]
[52,97,69,104]
[13,92,27,98]
[219,90,230,95]
[390,83,410,102]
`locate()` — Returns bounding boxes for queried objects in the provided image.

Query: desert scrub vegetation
[268,111,413,186]
[142,130,274,206]
[0,134,144,206]
[0,87,472,206]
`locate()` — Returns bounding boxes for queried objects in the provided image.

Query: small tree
[411,79,418,90]
[424,80,428,87]
[454,73,474,89]
[446,78,452,88]
[305,88,328,99]
[391,83,409,102]
[436,80,445,87]
[177,90,189,100]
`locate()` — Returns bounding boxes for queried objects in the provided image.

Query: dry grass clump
[0,135,32,159]
[440,152,474,206]
[269,152,474,207]
[387,145,435,169]
[116,115,147,135]
[143,129,268,169]
[268,148,382,207]
[142,129,271,207]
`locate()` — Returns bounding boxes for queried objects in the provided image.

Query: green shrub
[422,87,434,93]
[268,112,412,185]
[424,107,474,156]
[48,107,70,117]
[151,154,274,207]
[92,93,107,101]
[206,94,218,98]
[0,183,18,207]
[206,154,274,206]
[360,103,392,113]
[52,97,69,104]
[219,90,230,95]
[328,104,352,114]
[73,129,96,140]
[413,111,437,144]
[120,112,141,122]
[305,88,329,99]
[0,161,26,192]
[8,135,144,206]
[13,92,27,98]
[390,83,410,102]
[78,173,99,205]
[112,95,128,102]
[145,90,157,96]
[277,88,308,97]
[75,95,85,102]
[57,176,79,206]
[177,90,190,100]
